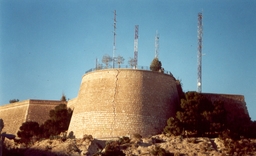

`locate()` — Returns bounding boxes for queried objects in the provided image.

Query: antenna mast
[197,12,203,93]
[155,31,159,58]
[113,10,117,68]
[134,25,139,68]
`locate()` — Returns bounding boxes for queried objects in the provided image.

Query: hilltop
[3,133,256,156]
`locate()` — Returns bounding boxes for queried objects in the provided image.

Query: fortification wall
[26,100,67,125]
[202,93,250,122]
[67,98,77,110]
[68,69,180,138]
[0,100,30,134]
[0,100,65,135]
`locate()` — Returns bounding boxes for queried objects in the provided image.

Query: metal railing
[85,65,173,76]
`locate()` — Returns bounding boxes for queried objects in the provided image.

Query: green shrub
[9,99,19,103]
[16,103,73,144]
[164,92,227,137]
[17,121,40,144]
[150,58,162,71]
[40,104,73,138]
[163,117,182,136]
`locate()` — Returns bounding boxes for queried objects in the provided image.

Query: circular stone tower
[68,69,180,138]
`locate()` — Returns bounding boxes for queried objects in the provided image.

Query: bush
[163,117,182,136]
[17,121,40,144]
[150,58,162,71]
[247,121,256,138]
[60,94,67,101]
[16,104,73,144]
[164,92,227,137]
[40,104,73,138]
[9,99,19,103]
[176,80,185,100]
[0,118,4,132]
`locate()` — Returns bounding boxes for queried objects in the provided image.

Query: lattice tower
[112,10,117,68]
[134,25,139,67]
[155,31,159,58]
[197,12,203,93]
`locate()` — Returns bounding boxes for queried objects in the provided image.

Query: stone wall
[0,100,65,135]
[68,69,180,138]
[0,100,30,134]
[0,69,250,139]
[27,100,67,125]
[202,93,250,122]
[67,98,77,110]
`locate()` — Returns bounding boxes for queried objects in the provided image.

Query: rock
[3,134,256,156]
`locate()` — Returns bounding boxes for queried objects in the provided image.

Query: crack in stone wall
[110,69,119,136]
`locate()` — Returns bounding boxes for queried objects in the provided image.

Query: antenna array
[113,10,117,68]
[134,25,139,67]
[155,31,159,58]
[197,12,203,93]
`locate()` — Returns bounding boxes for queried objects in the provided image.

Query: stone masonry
[203,93,250,123]
[67,69,180,139]
[0,100,66,135]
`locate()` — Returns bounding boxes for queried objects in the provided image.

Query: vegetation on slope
[164,92,226,137]
[163,91,256,155]
[16,103,73,144]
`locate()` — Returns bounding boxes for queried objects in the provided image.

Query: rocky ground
[3,134,256,156]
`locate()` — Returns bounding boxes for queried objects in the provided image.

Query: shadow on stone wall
[202,93,250,123]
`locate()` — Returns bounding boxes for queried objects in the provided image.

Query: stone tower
[67,69,180,138]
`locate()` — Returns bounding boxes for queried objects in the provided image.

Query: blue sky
[1,0,255,120]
